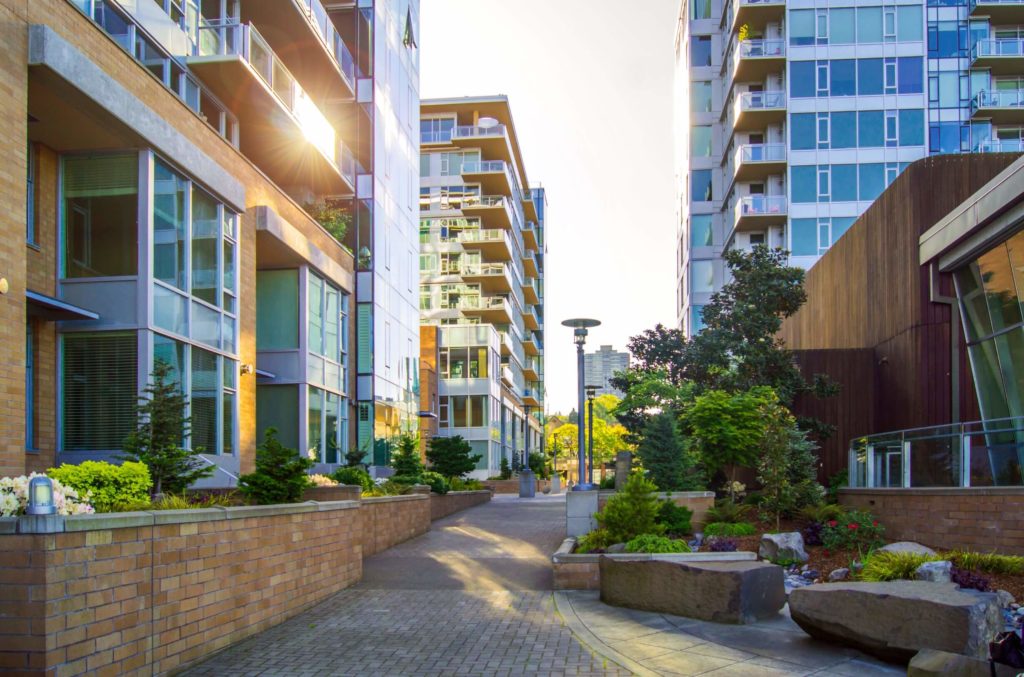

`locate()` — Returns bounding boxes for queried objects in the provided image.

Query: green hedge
[48,461,152,512]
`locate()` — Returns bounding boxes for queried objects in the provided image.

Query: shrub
[0,473,94,517]
[499,457,512,480]
[859,550,943,582]
[706,499,750,524]
[799,503,846,525]
[427,435,482,480]
[827,470,849,504]
[821,510,885,552]
[595,473,664,543]
[708,537,739,552]
[47,461,152,513]
[238,428,315,505]
[949,551,1024,575]
[331,466,374,492]
[657,500,694,536]
[307,474,338,487]
[703,522,757,537]
[637,410,702,491]
[390,434,424,481]
[449,477,483,491]
[528,451,549,479]
[422,471,450,495]
[575,529,613,554]
[625,534,691,554]
[951,566,992,592]
[599,475,616,489]
[802,521,824,546]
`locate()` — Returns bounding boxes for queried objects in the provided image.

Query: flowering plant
[0,473,94,517]
[307,474,339,487]
[821,510,884,551]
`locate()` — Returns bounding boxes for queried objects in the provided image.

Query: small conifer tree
[238,428,315,504]
[427,435,482,480]
[390,433,425,483]
[637,410,701,491]
[595,473,665,543]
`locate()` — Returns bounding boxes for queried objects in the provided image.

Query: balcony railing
[849,418,1024,488]
[738,38,785,59]
[457,296,511,312]
[972,38,1024,59]
[195,20,354,182]
[453,124,507,141]
[973,89,1024,110]
[457,228,510,245]
[975,139,1024,152]
[735,195,787,219]
[462,262,508,276]
[295,0,357,89]
[736,142,786,165]
[736,90,786,112]
[462,160,507,174]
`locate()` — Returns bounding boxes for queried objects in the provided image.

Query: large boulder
[878,541,938,556]
[789,581,1001,663]
[758,532,809,563]
[600,556,785,624]
[915,561,952,583]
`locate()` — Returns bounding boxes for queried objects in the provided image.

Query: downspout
[929,262,960,423]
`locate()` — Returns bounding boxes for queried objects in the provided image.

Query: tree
[120,361,213,496]
[528,452,549,479]
[238,428,315,505]
[591,394,622,425]
[546,419,632,480]
[756,397,823,530]
[636,410,702,491]
[426,435,481,479]
[390,434,424,482]
[595,473,664,543]
[611,370,693,442]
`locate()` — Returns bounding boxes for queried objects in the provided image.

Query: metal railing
[973,89,1024,110]
[296,0,357,89]
[849,417,1024,488]
[736,90,786,112]
[734,195,787,219]
[735,142,786,167]
[973,38,1024,59]
[739,38,785,58]
[457,295,511,313]
[457,228,511,246]
[463,195,511,210]
[461,262,508,277]
[453,124,507,140]
[462,160,507,174]
[421,129,453,144]
[975,139,1024,152]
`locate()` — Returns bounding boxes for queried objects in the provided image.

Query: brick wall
[429,490,491,521]
[839,488,1024,554]
[358,495,431,558]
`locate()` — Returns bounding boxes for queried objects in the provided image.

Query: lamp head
[562,318,599,347]
[585,385,599,400]
[26,476,56,515]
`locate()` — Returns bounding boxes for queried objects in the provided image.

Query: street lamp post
[562,318,600,491]
[585,385,599,486]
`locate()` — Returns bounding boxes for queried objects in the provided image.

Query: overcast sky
[420,0,680,414]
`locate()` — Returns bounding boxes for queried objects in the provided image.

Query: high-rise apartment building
[0,0,418,481]
[584,346,631,399]
[674,0,1024,335]
[419,97,546,478]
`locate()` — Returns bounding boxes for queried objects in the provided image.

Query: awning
[255,368,277,379]
[26,290,99,322]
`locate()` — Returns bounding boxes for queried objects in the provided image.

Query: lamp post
[585,385,599,486]
[562,318,600,490]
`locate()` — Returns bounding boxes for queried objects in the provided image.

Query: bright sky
[420,0,680,415]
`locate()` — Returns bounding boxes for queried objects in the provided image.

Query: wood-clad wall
[779,154,1018,480]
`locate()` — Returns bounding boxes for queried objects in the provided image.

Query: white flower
[0,472,94,517]
[308,474,338,487]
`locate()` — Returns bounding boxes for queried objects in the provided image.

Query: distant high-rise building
[584,346,630,399]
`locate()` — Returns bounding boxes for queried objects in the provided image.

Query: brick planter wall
[302,485,361,502]
[359,495,431,558]
[839,488,1024,554]
[429,490,492,521]
[481,479,523,494]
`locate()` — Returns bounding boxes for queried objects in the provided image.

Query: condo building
[674,0,1024,335]
[584,345,631,399]
[419,97,546,478]
[2,0,419,481]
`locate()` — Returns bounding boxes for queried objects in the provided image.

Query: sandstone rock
[605,543,627,554]
[915,561,952,583]
[908,648,1019,676]
[828,568,849,582]
[758,532,809,563]
[600,557,785,624]
[878,541,938,556]
[998,590,1016,607]
[789,581,1001,663]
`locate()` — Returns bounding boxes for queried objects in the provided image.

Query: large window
[691,126,713,157]
[791,58,923,98]
[257,270,299,350]
[439,345,491,379]
[691,169,713,202]
[26,143,36,245]
[691,81,713,113]
[308,386,347,463]
[690,214,713,247]
[62,154,139,278]
[691,36,712,67]
[792,110,924,149]
[791,6,922,44]
[792,163,909,203]
[442,395,489,428]
[61,332,138,451]
[790,217,855,256]
[691,260,714,293]
[308,271,350,398]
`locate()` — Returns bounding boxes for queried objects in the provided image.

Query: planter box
[302,484,361,502]
[551,537,756,590]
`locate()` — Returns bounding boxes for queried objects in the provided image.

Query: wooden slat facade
[779,154,1019,481]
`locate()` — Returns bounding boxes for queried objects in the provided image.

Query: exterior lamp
[585,385,599,486]
[26,476,56,515]
[561,318,601,490]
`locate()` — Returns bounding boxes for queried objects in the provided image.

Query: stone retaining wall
[429,490,492,521]
[302,485,361,502]
[359,495,431,558]
[839,488,1024,554]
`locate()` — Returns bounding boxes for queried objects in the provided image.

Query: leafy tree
[238,428,315,504]
[595,473,664,543]
[546,419,632,480]
[390,433,424,482]
[121,361,214,496]
[591,394,623,425]
[611,370,693,442]
[756,397,824,530]
[637,410,702,491]
[528,452,549,479]
[426,435,481,480]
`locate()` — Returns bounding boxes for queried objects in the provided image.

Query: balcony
[501,365,516,388]
[971,89,1024,123]
[723,0,786,35]
[523,278,540,305]
[457,228,513,261]
[461,160,514,196]
[523,357,541,382]
[461,262,514,293]
[731,143,787,185]
[239,0,356,102]
[732,195,787,232]
[729,91,786,134]
[451,124,514,165]
[971,39,1024,75]
[188,21,355,196]
[461,195,514,230]
[522,221,539,252]
[971,0,1024,22]
[522,388,541,407]
[523,333,539,356]
[522,250,540,279]
[725,39,785,91]
[522,191,539,223]
[523,307,540,331]
[975,139,1024,152]
[499,331,514,357]
[458,295,513,324]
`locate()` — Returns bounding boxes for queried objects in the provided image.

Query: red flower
[872,521,879,527]
[827,520,838,527]
[847,523,859,530]
[822,549,831,557]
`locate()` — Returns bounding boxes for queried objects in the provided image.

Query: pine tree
[427,435,482,480]
[120,361,213,496]
[390,433,424,482]
[595,472,664,543]
[238,428,315,504]
[636,410,700,492]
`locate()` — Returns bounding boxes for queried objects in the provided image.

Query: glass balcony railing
[975,139,1024,152]
[195,20,354,183]
[461,262,508,277]
[457,228,512,247]
[972,0,1024,5]
[453,124,507,141]
[973,38,1024,59]
[457,295,511,313]
[736,90,786,112]
[738,38,785,58]
[849,418,1024,488]
[462,160,507,174]
[294,0,357,89]
[463,195,511,210]
[736,142,786,166]
[735,195,787,220]
[973,89,1024,110]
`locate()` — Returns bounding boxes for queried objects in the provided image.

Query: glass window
[257,385,299,453]
[691,0,711,20]
[26,144,36,244]
[791,219,818,256]
[691,81,713,112]
[858,58,883,95]
[791,9,815,45]
[308,385,323,460]
[831,112,857,148]
[818,166,830,201]
[830,60,856,96]
[791,165,817,203]
[832,165,858,201]
[831,9,856,44]
[791,113,816,150]
[308,273,324,355]
[691,305,705,333]
[859,163,885,201]
[691,169,713,202]
[885,111,898,146]
[817,10,829,43]
[898,57,923,93]
[61,332,137,451]
[257,270,299,350]
[884,58,897,93]
[955,262,995,342]
[691,126,712,157]
[899,109,924,146]
[791,61,816,98]
[62,154,139,278]
[190,346,218,453]
[690,214,713,247]
[691,260,714,292]
[858,7,883,43]
[977,243,1024,333]
[897,6,923,41]
[817,62,830,95]
[930,121,963,154]
[833,216,856,240]
[859,110,884,147]
[691,36,712,67]
[817,114,830,147]
[930,20,962,58]
[191,188,219,306]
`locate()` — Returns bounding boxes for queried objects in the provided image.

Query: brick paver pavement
[183,495,629,676]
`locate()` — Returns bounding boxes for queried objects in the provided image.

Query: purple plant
[709,538,738,552]
[951,566,992,592]
[802,522,823,547]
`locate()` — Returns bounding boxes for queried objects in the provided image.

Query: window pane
[691,169,713,201]
[223,391,235,456]
[691,81,712,112]
[308,274,323,355]
[832,165,858,201]
[62,332,138,451]
[257,270,299,350]
[192,300,220,349]
[153,161,186,289]
[791,165,817,203]
[898,57,923,93]
[791,61,816,98]
[154,284,188,335]
[858,7,883,43]
[690,214,713,247]
[153,333,185,389]
[691,305,705,333]
[791,113,816,150]
[191,189,219,305]
[858,163,885,201]
[325,391,340,464]
[691,260,714,292]
[791,10,815,45]
[833,217,856,240]
[308,385,323,461]
[256,384,300,452]
[831,9,855,44]
[63,154,139,278]
[858,58,883,95]
[691,126,712,157]
[325,285,340,361]
[791,219,817,256]
[691,36,712,67]
[897,6,923,41]
[898,109,924,146]
[830,60,856,96]
[858,110,884,147]
[452,396,468,427]
[191,347,218,454]
[691,0,711,20]
[831,112,856,148]
[977,243,1024,332]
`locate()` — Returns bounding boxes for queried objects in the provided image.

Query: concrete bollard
[614,451,632,490]
[518,469,536,498]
